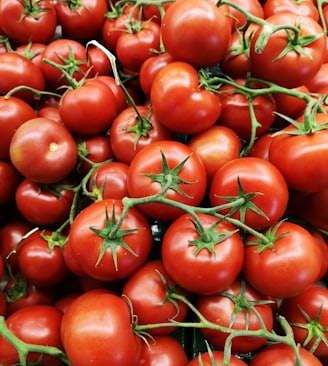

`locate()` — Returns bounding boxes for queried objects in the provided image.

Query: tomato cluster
[1,0,328,365]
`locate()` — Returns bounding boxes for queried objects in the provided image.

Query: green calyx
[21,0,52,21]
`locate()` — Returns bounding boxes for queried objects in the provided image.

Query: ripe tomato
[137,335,188,366]
[9,117,78,184]
[161,0,231,68]
[243,221,322,298]
[122,260,189,335]
[187,350,248,366]
[279,284,328,358]
[127,140,207,221]
[209,157,289,231]
[162,213,244,295]
[197,278,274,353]
[0,0,57,45]
[68,199,152,281]
[250,13,326,88]
[15,42,47,69]
[263,0,319,21]
[226,0,264,29]
[61,289,142,366]
[0,160,21,206]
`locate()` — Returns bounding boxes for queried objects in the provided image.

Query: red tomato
[161,0,231,68]
[162,213,244,295]
[68,199,153,281]
[15,42,47,69]
[247,132,274,160]
[243,221,322,298]
[137,335,188,366]
[109,105,175,165]
[0,305,63,366]
[88,161,129,200]
[59,78,118,136]
[249,343,323,366]
[38,105,62,124]
[197,279,274,353]
[209,157,289,231]
[61,289,142,366]
[279,284,328,357]
[17,229,69,287]
[0,160,21,206]
[188,125,241,181]
[142,1,172,24]
[0,0,57,45]
[127,140,207,221]
[151,61,222,134]
[87,46,113,76]
[227,0,264,29]
[305,62,328,92]
[187,350,247,366]
[263,0,319,21]
[9,117,78,184]
[56,0,108,41]
[250,13,326,88]
[122,260,189,335]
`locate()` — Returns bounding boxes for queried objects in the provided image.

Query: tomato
[279,284,328,357]
[15,42,47,69]
[0,305,63,366]
[150,61,222,134]
[54,292,81,314]
[17,229,69,287]
[162,213,244,295]
[38,104,63,124]
[0,160,22,206]
[56,0,108,41]
[197,278,274,353]
[87,45,113,76]
[109,105,175,165]
[249,343,323,366]
[142,1,172,24]
[116,20,161,72]
[88,161,129,200]
[305,62,328,92]
[0,290,6,317]
[68,199,152,281]
[0,52,45,104]
[247,131,274,160]
[243,221,322,298]
[61,289,142,366]
[161,0,231,68]
[209,157,289,231]
[122,260,189,335]
[269,113,328,192]
[187,350,247,366]
[9,117,78,184]
[217,79,277,141]
[188,125,241,182]
[137,335,188,366]
[127,140,207,221]
[263,0,319,21]
[226,0,264,29]
[58,78,118,136]
[250,13,326,88]
[0,0,57,45]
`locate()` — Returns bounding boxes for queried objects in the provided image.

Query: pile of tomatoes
[1,0,328,365]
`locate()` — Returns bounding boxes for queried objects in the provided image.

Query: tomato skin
[227,0,264,29]
[250,13,326,88]
[0,290,6,317]
[151,61,222,134]
[279,284,328,357]
[187,350,247,366]
[209,157,289,231]
[137,335,188,366]
[263,0,319,21]
[0,0,57,45]
[0,160,22,206]
[249,343,323,366]
[127,140,207,221]
[87,46,113,76]
[161,0,231,68]
[122,260,189,335]
[68,199,153,281]
[162,213,244,295]
[9,117,78,184]
[243,221,322,298]
[61,289,142,366]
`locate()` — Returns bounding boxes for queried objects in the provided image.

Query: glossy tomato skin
[0,96,37,160]
[0,160,22,206]
[209,157,289,231]
[187,350,247,366]
[250,13,326,88]
[61,289,142,366]
[279,284,328,357]
[197,279,274,353]
[9,117,78,184]
[249,343,323,366]
[226,0,264,29]
[122,260,189,335]
[162,213,244,295]
[0,0,57,45]
[127,140,207,221]
[68,199,153,281]
[137,335,188,366]
[243,221,322,298]
[161,0,231,68]
[150,61,222,134]
[263,0,319,21]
